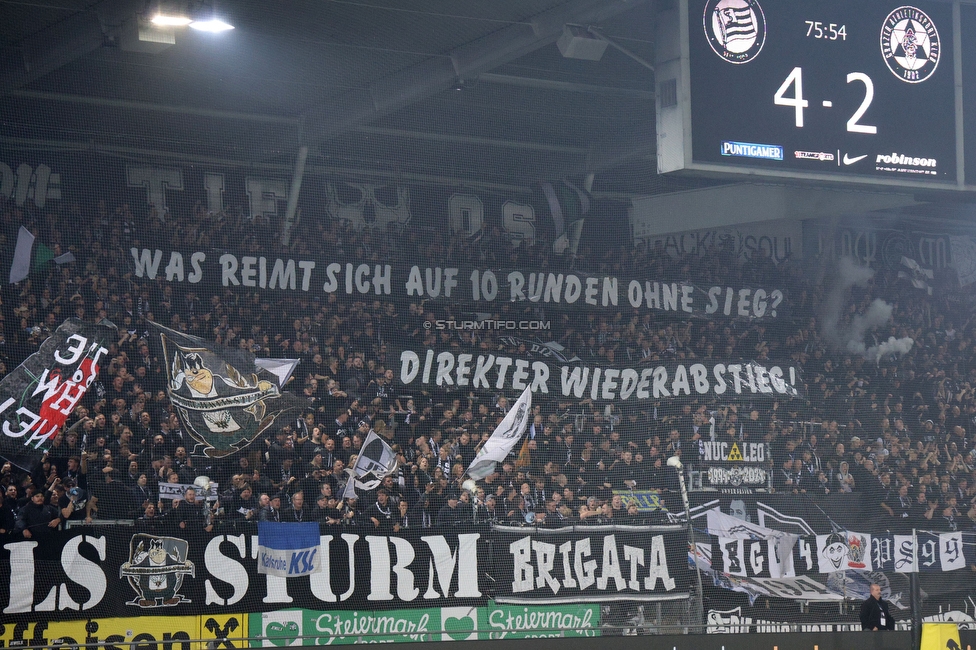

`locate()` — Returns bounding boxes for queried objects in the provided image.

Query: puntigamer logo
[875,151,938,175]
[721,141,783,161]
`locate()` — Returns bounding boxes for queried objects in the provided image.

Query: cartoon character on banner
[847,533,868,569]
[159,329,285,457]
[923,597,976,630]
[823,533,849,570]
[120,534,195,607]
[707,607,752,634]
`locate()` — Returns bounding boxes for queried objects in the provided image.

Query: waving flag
[467,387,532,480]
[342,430,399,499]
[0,318,116,470]
[151,322,304,458]
[9,226,75,283]
[899,256,934,294]
[540,180,590,256]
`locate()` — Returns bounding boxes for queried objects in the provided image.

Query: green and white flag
[9,226,75,283]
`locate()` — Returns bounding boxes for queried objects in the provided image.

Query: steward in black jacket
[859,583,896,631]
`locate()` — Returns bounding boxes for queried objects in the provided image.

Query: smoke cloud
[867,336,915,361]
[822,258,914,363]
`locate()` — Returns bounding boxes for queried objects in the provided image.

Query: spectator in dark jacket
[435,492,461,527]
[169,487,211,533]
[859,583,896,631]
[0,504,16,536]
[282,491,310,522]
[91,468,138,519]
[16,491,60,539]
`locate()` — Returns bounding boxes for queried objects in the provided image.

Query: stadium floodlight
[189,18,234,32]
[151,14,192,26]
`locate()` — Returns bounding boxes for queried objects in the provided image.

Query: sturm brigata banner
[492,525,689,605]
[0,524,688,622]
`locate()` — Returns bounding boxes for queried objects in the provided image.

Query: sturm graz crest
[704,0,766,64]
[881,6,940,83]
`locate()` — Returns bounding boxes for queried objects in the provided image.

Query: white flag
[899,256,934,294]
[892,534,916,573]
[347,431,398,493]
[939,532,966,572]
[255,358,300,387]
[466,387,532,480]
[9,226,34,283]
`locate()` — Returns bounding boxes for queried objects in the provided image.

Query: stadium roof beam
[0,0,146,97]
[4,90,589,163]
[301,0,650,144]
[477,73,655,100]
[355,125,589,155]
[6,90,300,125]
[0,135,533,194]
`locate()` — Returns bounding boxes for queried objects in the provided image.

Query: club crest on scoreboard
[880,6,940,83]
[704,0,766,64]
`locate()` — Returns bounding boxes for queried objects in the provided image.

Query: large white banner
[398,350,803,400]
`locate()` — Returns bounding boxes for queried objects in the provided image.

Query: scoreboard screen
[659,0,973,190]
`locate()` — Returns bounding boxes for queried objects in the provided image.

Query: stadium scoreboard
[656,0,976,190]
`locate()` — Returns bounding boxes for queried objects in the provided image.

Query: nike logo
[843,154,868,165]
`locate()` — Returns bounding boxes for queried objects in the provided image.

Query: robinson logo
[876,151,938,175]
[704,0,766,64]
[876,152,937,167]
[881,6,940,83]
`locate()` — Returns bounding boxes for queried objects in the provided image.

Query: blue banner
[257,522,321,578]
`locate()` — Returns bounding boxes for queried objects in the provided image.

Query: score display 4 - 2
[681,0,958,186]
[773,68,877,136]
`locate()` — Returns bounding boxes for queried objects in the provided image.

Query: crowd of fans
[1,194,975,542]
